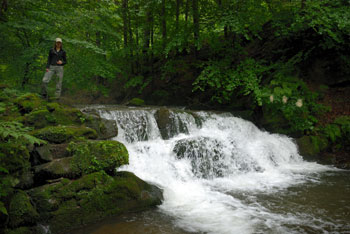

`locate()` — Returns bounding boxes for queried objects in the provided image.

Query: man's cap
[55,38,62,43]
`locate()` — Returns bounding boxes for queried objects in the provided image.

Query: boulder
[31,144,69,166]
[31,126,97,144]
[127,98,145,106]
[297,135,330,160]
[34,157,77,183]
[154,108,189,140]
[84,113,118,140]
[30,171,163,234]
[8,191,39,228]
[68,140,129,176]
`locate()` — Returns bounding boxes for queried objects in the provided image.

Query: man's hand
[57,60,63,65]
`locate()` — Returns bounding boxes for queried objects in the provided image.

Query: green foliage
[0,121,46,145]
[193,58,270,105]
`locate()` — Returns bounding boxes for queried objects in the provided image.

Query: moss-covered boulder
[84,112,118,140]
[8,191,39,228]
[23,103,85,129]
[14,93,44,114]
[154,108,189,139]
[4,227,36,234]
[68,140,129,176]
[297,135,329,159]
[30,171,163,234]
[128,98,145,106]
[34,157,77,183]
[0,143,30,174]
[32,126,97,144]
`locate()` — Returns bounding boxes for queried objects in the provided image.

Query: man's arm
[61,50,67,66]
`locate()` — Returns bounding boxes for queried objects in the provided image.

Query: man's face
[56,42,62,47]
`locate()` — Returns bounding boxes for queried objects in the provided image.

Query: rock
[31,126,97,144]
[31,144,69,166]
[14,93,44,114]
[4,227,36,234]
[68,140,129,176]
[297,135,329,159]
[84,113,118,140]
[128,98,145,106]
[32,145,53,165]
[173,137,226,178]
[34,157,77,183]
[0,143,30,174]
[30,171,163,234]
[15,170,34,190]
[8,191,39,228]
[154,108,189,140]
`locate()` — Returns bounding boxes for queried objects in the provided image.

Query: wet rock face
[83,111,118,140]
[173,137,226,178]
[154,108,189,140]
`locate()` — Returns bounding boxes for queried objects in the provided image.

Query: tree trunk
[192,0,199,51]
[175,0,181,31]
[122,0,128,48]
[161,0,167,50]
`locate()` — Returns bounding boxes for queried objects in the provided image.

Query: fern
[0,121,46,145]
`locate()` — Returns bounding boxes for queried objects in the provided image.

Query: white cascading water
[93,106,333,234]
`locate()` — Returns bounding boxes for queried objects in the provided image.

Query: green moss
[4,227,35,234]
[24,109,57,128]
[15,93,44,114]
[297,135,329,157]
[44,171,162,233]
[128,98,145,106]
[0,143,30,174]
[68,140,129,175]
[32,126,97,143]
[8,190,39,228]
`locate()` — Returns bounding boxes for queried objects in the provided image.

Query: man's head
[55,38,62,49]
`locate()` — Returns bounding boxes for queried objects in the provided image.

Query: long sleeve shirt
[46,48,67,68]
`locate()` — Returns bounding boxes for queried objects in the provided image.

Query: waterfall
[87,105,333,234]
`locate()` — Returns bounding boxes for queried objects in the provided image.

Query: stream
[72,105,350,234]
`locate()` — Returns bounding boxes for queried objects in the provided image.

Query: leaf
[0,202,8,216]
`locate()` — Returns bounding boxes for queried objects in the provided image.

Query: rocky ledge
[0,89,163,234]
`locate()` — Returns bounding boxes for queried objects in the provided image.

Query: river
[72,106,350,234]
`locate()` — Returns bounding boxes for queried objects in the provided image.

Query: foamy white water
[92,106,336,234]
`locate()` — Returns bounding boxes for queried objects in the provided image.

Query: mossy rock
[34,157,78,183]
[68,140,129,175]
[23,109,57,128]
[30,171,163,234]
[0,143,30,174]
[32,126,97,144]
[14,93,44,114]
[128,98,145,106]
[23,104,85,129]
[84,114,118,140]
[8,191,39,228]
[154,108,189,140]
[4,227,36,234]
[297,135,329,159]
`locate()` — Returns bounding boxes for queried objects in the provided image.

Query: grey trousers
[42,65,64,98]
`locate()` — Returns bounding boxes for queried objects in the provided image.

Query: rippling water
[72,106,350,234]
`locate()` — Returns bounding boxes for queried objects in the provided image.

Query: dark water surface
[70,171,350,234]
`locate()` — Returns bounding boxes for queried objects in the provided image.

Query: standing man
[41,38,67,100]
